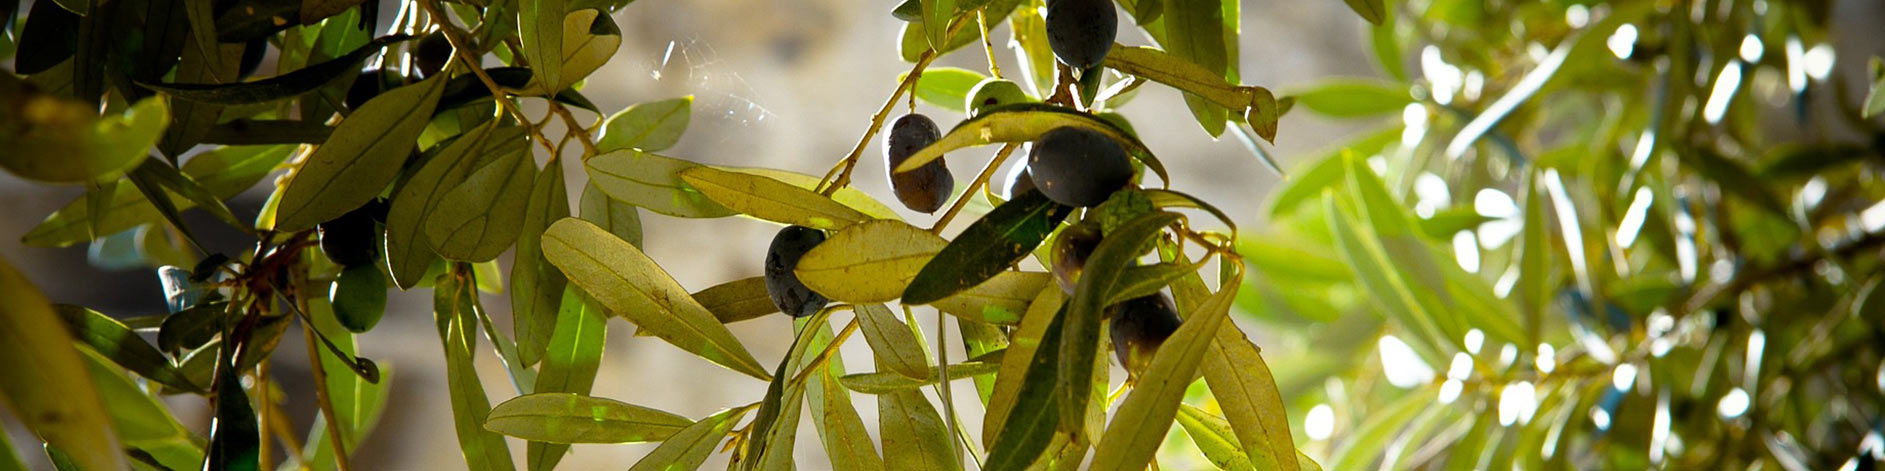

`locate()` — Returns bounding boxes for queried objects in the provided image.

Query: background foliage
[2,0,1884,470]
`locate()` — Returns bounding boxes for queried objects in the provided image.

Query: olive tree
[0,0,1309,469]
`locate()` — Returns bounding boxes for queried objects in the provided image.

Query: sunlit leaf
[386,125,528,288]
[901,67,986,112]
[1060,211,1180,430]
[205,340,258,471]
[1201,311,1300,471]
[681,166,872,230]
[0,88,166,184]
[486,393,691,444]
[815,357,886,471]
[879,377,959,470]
[541,218,769,380]
[691,276,779,324]
[1090,275,1238,471]
[584,149,736,218]
[426,133,536,262]
[579,182,645,247]
[930,270,1050,325]
[626,406,749,471]
[1327,386,1435,470]
[54,305,202,393]
[839,360,999,394]
[905,190,1070,305]
[1160,0,1230,136]
[597,96,692,152]
[1341,0,1386,25]
[520,0,568,96]
[515,160,573,367]
[527,287,608,471]
[77,349,202,471]
[1291,79,1411,117]
[920,0,957,51]
[854,304,933,380]
[793,220,947,303]
[983,301,1065,469]
[275,73,446,231]
[541,9,621,94]
[434,272,516,471]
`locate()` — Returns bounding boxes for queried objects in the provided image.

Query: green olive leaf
[982,300,1066,470]
[433,271,516,471]
[920,0,957,52]
[1200,304,1301,471]
[1059,211,1181,432]
[1289,78,1412,118]
[899,67,986,112]
[54,305,202,393]
[515,160,573,368]
[527,287,609,471]
[930,270,1049,325]
[579,182,645,248]
[681,166,872,231]
[535,9,620,94]
[1102,46,1284,141]
[795,220,948,303]
[1341,0,1387,25]
[812,352,886,471]
[854,304,932,381]
[878,378,959,470]
[904,190,1069,305]
[1090,273,1239,471]
[690,276,779,325]
[892,103,1170,186]
[0,257,128,471]
[205,334,260,471]
[540,218,770,380]
[425,134,536,262]
[485,393,692,444]
[77,349,202,470]
[838,360,1000,394]
[626,405,750,471]
[386,125,528,288]
[584,149,737,218]
[520,0,568,96]
[1160,0,1230,137]
[982,286,1061,445]
[275,73,446,231]
[597,96,692,152]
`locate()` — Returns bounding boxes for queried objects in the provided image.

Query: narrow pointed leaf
[892,104,1168,185]
[854,304,932,380]
[597,96,692,152]
[54,305,202,393]
[681,166,872,230]
[626,406,749,471]
[275,73,446,231]
[579,182,645,247]
[520,0,567,96]
[386,125,527,288]
[1340,0,1386,25]
[1201,314,1300,471]
[526,287,608,471]
[904,190,1070,305]
[140,38,393,105]
[838,361,1000,394]
[486,393,691,444]
[425,135,536,262]
[515,160,573,367]
[1091,276,1239,471]
[541,218,769,380]
[0,257,126,471]
[1060,211,1181,430]
[930,270,1050,325]
[691,277,780,324]
[879,382,958,470]
[434,273,516,471]
[983,304,1065,469]
[584,150,736,218]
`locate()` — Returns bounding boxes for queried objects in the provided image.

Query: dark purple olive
[1108,293,1181,377]
[883,113,955,213]
[1027,127,1132,207]
[765,225,830,318]
[415,31,453,79]
[318,203,380,267]
[1046,0,1117,69]
[1051,220,1103,293]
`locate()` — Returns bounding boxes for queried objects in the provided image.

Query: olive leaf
[1289,78,1412,118]
[892,103,1171,186]
[1090,272,1239,471]
[900,67,987,112]
[878,375,959,470]
[929,270,1050,325]
[1102,46,1282,141]
[904,190,1069,305]
[139,37,395,105]
[527,287,608,471]
[838,361,1000,394]
[1201,321,1301,471]
[584,149,737,218]
[919,0,957,51]
[0,257,127,471]
[1161,0,1231,137]
[520,0,569,96]
[981,286,1060,444]
[813,354,886,471]
[597,96,693,152]
[1060,211,1181,431]
[434,272,516,471]
[1341,0,1387,25]
[680,166,873,230]
[579,182,646,247]
[854,304,932,380]
[982,299,1066,469]
[794,219,948,303]
[24,144,290,248]
[626,406,750,471]
[54,305,202,393]
[425,135,536,262]
[540,218,770,380]
[0,90,167,184]
[78,349,203,470]
[205,336,260,471]
[386,125,529,289]
[486,393,692,444]
[534,9,621,94]
[690,276,779,324]
[275,73,446,231]
[515,160,573,367]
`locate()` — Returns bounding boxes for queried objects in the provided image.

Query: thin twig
[298,290,353,471]
[817,16,973,196]
[931,143,1021,233]
[978,9,1002,79]
[416,0,559,154]
[786,319,862,390]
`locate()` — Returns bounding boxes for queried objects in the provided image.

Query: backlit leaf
[541,218,769,380]
[515,160,573,367]
[434,272,516,471]
[1291,78,1411,118]
[893,103,1169,186]
[681,166,872,230]
[386,125,528,288]
[275,73,446,231]
[0,256,127,471]
[691,277,779,324]
[579,183,646,247]
[1342,0,1387,25]
[520,0,568,96]
[879,378,958,470]
[1060,211,1181,430]
[795,219,948,303]
[425,134,536,261]
[838,361,1000,394]
[1161,0,1230,137]
[854,304,932,381]
[584,150,736,218]
[982,285,1061,445]
[1090,274,1239,471]
[626,406,749,471]
[901,67,986,112]
[982,302,1065,469]
[1201,310,1300,471]
[0,88,166,184]
[486,393,692,444]
[54,305,201,393]
[527,287,608,471]
[597,96,692,152]
[930,270,1049,325]
[546,9,621,94]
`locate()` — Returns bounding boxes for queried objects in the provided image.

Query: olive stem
[297,290,354,471]
[256,361,271,469]
[930,143,1021,234]
[416,0,560,155]
[977,9,1002,80]
[817,16,973,196]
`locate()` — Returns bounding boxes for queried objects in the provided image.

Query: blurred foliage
[1242,0,1885,469]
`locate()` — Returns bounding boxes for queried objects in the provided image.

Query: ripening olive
[1051,220,1103,293]
[318,203,380,267]
[330,264,388,333]
[415,31,453,79]
[765,226,831,318]
[1108,293,1181,377]
[883,113,956,213]
[965,78,1033,118]
[1045,0,1117,69]
[1027,127,1132,207]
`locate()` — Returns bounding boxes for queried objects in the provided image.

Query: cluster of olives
[1052,221,1179,376]
[320,200,389,333]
